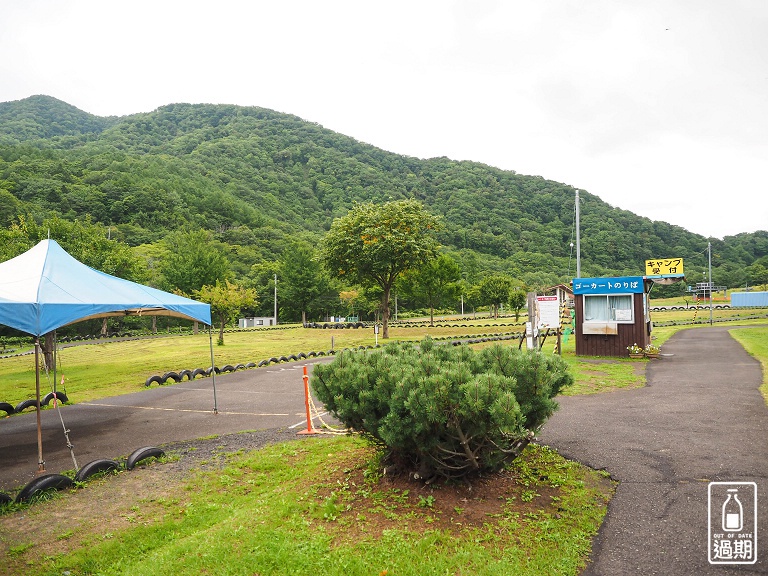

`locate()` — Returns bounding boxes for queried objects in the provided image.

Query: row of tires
[0,392,69,416]
[302,321,524,330]
[142,333,528,388]
[0,446,165,505]
[650,305,731,311]
[303,322,367,329]
[143,350,347,387]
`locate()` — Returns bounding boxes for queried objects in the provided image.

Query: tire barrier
[74,458,121,483]
[144,374,164,387]
[14,399,39,413]
[162,371,182,383]
[41,391,68,405]
[178,369,195,381]
[8,445,172,506]
[15,474,74,503]
[126,446,165,470]
[0,402,14,415]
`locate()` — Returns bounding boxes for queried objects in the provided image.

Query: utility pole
[575,190,581,278]
[274,273,278,326]
[708,242,713,326]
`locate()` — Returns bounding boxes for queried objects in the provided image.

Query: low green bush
[312,337,573,480]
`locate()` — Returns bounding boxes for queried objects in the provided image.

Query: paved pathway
[539,327,768,575]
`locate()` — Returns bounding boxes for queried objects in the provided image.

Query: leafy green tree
[509,288,527,321]
[279,241,329,323]
[399,253,461,325]
[478,274,514,318]
[196,280,258,345]
[161,229,230,295]
[321,199,441,338]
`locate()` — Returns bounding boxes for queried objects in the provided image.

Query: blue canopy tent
[0,239,215,473]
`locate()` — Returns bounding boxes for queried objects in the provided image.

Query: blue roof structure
[0,239,211,335]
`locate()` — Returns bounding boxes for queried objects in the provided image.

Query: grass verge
[729,326,768,406]
[4,435,613,576]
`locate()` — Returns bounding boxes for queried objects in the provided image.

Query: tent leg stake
[209,326,218,415]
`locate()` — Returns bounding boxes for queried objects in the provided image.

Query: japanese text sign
[572,276,645,295]
[645,258,684,277]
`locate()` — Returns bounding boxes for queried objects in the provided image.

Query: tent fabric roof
[0,239,211,335]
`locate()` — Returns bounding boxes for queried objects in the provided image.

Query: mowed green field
[0,319,530,404]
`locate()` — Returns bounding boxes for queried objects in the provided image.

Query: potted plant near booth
[643,343,661,359]
[627,343,644,359]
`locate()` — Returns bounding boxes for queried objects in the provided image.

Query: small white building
[239,316,276,328]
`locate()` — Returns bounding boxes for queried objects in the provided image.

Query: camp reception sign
[645,258,684,277]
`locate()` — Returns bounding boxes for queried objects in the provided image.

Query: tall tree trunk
[218,315,225,345]
[41,332,55,372]
[381,286,391,339]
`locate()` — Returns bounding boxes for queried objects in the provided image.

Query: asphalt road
[539,326,768,575]
[0,357,332,491]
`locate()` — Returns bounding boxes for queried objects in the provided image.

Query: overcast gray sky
[2,0,766,240]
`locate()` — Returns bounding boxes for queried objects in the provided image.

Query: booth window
[584,294,634,323]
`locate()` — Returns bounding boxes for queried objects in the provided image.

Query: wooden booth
[572,276,652,357]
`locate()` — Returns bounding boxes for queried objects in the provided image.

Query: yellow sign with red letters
[645,258,684,276]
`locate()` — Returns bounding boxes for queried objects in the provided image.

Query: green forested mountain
[1,95,766,300]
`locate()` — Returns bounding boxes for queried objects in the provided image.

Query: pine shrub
[312,337,573,480]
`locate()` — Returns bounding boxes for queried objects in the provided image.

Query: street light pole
[575,190,581,278]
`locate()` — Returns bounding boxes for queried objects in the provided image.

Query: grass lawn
[2,436,613,576]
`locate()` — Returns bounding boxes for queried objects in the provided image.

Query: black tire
[178,369,194,381]
[191,368,207,379]
[42,391,69,405]
[15,474,74,503]
[162,371,182,383]
[297,352,307,359]
[75,459,121,482]
[287,354,298,362]
[220,365,235,373]
[144,375,163,387]
[126,446,165,470]
[234,364,246,371]
[0,402,14,415]
[0,492,11,505]
[245,362,257,368]
[15,399,38,413]
[268,357,279,364]
[257,360,269,367]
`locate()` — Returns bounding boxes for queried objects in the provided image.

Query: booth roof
[0,239,211,336]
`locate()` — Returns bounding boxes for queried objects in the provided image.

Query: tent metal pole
[208,325,218,414]
[34,338,45,473]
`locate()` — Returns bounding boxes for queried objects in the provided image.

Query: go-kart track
[0,358,333,492]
